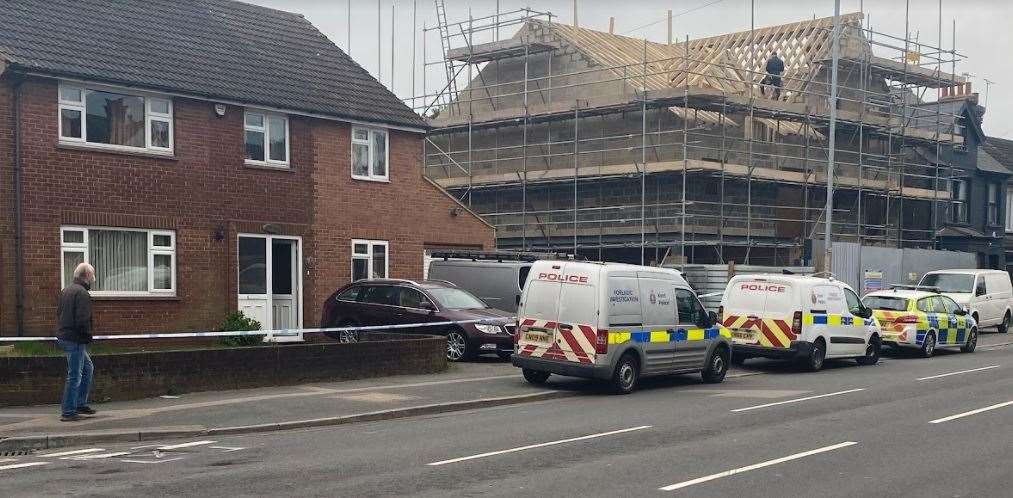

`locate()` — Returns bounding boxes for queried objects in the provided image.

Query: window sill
[57,141,177,160]
[351,175,390,183]
[244,161,293,172]
[92,294,180,301]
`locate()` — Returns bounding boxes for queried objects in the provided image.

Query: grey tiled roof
[0,0,426,129]
[983,136,1013,171]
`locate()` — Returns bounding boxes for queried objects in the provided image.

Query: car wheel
[961,327,978,353]
[920,331,937,358]
[802,338,826,372]
[611,353,640,394]
[998,312,1010,334]
[497,350,513,361]
[522,368,550,385]
[337,321,360,343]
[856,336,881,365]
[446,329,471,362]
[701,347,729,384]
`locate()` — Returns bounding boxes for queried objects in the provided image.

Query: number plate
[732,330,757,343]
[523,332,552,344]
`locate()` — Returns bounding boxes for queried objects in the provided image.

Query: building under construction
[417,8,981,267]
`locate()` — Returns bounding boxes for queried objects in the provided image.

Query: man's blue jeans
[58,339,93,417]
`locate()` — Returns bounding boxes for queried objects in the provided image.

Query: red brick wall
[0,75,493,336]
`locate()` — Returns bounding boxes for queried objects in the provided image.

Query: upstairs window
[58,82,173,153]
[950,179,968,224]
[245,111,289,167]
[987,183,1000,226]
[1005,186,1013,232]
[351,127,388,181]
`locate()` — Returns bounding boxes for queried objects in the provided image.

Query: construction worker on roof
[762,51,785,100]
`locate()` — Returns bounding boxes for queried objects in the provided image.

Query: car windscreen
[428,287,488,310]
[863,296,908,311]
[919,273,974,293]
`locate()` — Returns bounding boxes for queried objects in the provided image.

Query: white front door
[237,234,302,341]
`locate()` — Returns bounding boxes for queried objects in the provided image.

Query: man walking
[763,51,785,100]
[57,263,96,422]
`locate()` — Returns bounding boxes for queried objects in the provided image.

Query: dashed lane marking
[156,440,216,450]
[929,401,1013,424]
[0,462,49,471]
[209,446,246,453]
[120,457,186,465]
[916,365,1000,381]
[65,451,132,460]
[730,389,865,413]
[427,426,652,466]
[658,442,858,491]
[0,458,18,464]
[38,448,105,458]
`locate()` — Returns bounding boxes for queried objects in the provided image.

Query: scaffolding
[412,5,971,267]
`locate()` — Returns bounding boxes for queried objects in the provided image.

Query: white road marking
[0,458,17,463]
[658,442,858,491]
[726,372,765,378]
[730,389,865,413]
[929,401,1013,424]
[917,365,1000,381]
[209,446,246,453]
[120,457,185,464]
[427,426,651,466]
[156,440,216,450]
[66,451,132,460]
[38,448,105,458]
[0,462,50,471]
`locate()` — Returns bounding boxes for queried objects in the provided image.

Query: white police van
[511,260,731,394]
[720,274,880,371]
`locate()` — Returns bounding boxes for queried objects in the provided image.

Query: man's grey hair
[73,263,95,282]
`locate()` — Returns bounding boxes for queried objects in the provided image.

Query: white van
[720,274,880,371]
[512,261,731,394]
[918,269,1013,333]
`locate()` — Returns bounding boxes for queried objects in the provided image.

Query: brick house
[0,0,494,337]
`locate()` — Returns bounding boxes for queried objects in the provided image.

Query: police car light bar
[890,285,942,293]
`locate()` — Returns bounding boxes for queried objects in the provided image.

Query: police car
[720,274,880,371]
[862,287,977,358]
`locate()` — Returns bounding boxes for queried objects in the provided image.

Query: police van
[720,274,880,371]
[511,260,731,394]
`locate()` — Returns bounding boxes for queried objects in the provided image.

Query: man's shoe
[76,406,96,415]
[60,414,83,422]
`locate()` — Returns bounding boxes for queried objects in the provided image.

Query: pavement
[1,333,1011,497]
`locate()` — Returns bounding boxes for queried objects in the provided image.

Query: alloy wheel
[446,331,467,361]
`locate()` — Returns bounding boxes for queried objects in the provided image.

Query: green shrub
[216,311,264,347]
[7,341,60,356]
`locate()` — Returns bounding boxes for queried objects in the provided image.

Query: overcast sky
[250,0,1013,138]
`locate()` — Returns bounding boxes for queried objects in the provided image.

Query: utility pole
[825,0,841,273]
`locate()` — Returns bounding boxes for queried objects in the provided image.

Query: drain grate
[1,448,38,457]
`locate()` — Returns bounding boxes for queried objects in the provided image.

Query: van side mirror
[954,308,967,316]
[976,287,986,297]
[707,311,718,327]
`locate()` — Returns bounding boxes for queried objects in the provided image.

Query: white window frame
[57,81,174,154]
[1005,186,1013,233]
[350,126,389,182]
[351,239,389,282]
[244,110,290,168]
[60,226,177,296]
[987,183,1000,226]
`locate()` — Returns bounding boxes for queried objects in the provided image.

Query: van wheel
[701,347,729,384]
[920,331,937,358]
[522,369,550,385]
[961,328,978,353]
[998,312,1010,334]
[802,338,826,372]
[611,353,640,394]
[856,336,880,365]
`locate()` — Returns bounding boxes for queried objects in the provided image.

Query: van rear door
[517,262,599,364]
[723,279,795,348]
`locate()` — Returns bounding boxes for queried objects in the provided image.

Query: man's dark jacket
[766,55,784,75]
[57,278,93,344]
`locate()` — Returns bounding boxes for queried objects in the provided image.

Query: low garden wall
[0,333,447,407]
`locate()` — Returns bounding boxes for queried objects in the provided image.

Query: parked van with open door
[511,261,731,394]
[721,274,880,371]
[918,269,1013,333]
